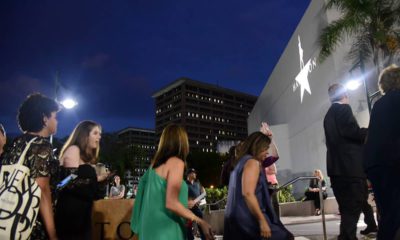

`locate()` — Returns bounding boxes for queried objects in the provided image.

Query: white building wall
[248,0,371,197]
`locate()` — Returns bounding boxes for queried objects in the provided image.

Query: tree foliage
[319,0,400,71]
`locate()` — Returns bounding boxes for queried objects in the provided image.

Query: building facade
[117,127,156,186]
[153,78,257,152]
[247,0,397,196]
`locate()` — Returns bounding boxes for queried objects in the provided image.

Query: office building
[153,78,257,152]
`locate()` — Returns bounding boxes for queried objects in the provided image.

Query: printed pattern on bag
[0,166,41,239]
[0,136,44,240]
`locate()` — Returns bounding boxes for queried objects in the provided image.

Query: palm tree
[318,0,400,73]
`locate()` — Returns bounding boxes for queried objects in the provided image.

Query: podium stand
[92,199,138,240]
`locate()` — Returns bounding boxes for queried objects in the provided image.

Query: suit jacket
[324,103,368,178]
[364,90,400,171]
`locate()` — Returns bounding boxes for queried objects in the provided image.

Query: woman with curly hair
[1,93,59,239]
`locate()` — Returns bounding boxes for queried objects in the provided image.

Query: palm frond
[318,14,365,63]
[325,0,374,15]
[346,33,372,69]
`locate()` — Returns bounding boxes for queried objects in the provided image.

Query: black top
[324,103,367,178]
[55,164,98,239]
[364,90,400,170]
[309,179,326,190]
[1,133,59,240]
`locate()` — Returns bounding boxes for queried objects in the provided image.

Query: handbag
[0,137,41,240]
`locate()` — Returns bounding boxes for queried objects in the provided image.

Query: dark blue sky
[0,0,310,137]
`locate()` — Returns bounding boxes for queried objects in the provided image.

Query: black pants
[367,166,400,240]
[361,195,377,229]
[305,191,327,209]
[268,184,280,219]
[187,206,205,240]
[331,177,366,240]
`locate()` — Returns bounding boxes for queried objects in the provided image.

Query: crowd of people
[0,64,399,240]
[0,94,119,239]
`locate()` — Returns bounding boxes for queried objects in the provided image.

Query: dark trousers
[187,206,205,240]
[268,184,280,218]
[361,195,377,229]
[367,166,400,240]
[305,191,327,209]
[331,177,366,240]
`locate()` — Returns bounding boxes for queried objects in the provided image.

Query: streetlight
[55,71,78,109]
[344,77,380,113]
[51,71,78,143]
[59,98,78,109]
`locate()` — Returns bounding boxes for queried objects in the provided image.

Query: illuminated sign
[293,35,317,103]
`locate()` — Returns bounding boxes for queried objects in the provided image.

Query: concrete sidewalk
[281,213,340,225]
[284,213,377,240]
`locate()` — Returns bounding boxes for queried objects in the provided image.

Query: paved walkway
[203,213,377,240]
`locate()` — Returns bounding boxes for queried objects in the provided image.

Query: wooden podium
[92,199,138,240]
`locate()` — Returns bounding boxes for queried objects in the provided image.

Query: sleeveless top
[131,168,188,240]
[224,155,293,240]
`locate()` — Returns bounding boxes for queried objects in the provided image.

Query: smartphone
[57,174,78,189]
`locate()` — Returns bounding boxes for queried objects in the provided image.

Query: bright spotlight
[60,99,78,109]
[345,79,362,91]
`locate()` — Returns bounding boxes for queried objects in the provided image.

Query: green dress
[131,168,188,240]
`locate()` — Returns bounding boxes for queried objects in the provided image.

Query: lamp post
[51,71,78,143]
[346,59,381,113]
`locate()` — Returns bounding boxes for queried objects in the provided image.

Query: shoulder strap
[17,137,38,166]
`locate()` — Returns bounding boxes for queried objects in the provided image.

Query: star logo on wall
[293,35,316,103]
[295,60,312,102]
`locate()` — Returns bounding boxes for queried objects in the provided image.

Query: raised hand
[260,122,273,137]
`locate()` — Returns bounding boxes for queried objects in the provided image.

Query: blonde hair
[59,120,101,163]
[379,64,400,95]
[152,124,189,168]
[314,169,324,180]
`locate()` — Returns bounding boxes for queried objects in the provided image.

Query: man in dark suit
[324,83,376,240]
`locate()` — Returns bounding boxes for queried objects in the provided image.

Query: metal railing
[275,176,327,240]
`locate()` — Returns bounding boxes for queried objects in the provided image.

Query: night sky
[0,0,310,137]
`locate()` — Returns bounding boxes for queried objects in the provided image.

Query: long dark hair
[232,132,271,168]
[59,120,101,163]
[152,124,189,168]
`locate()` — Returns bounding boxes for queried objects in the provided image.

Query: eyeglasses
[0,124,5,136]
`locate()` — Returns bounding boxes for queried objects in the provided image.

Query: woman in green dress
[131,124,214,240]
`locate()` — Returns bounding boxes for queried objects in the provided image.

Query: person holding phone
[55,120,102,240]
